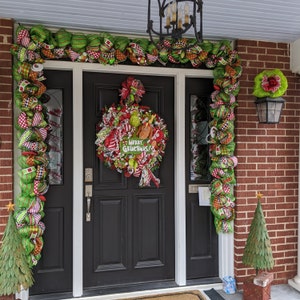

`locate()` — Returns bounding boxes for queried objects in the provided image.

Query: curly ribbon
[119,76,145,105]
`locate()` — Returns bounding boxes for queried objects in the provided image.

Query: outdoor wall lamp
[255,97,285,124]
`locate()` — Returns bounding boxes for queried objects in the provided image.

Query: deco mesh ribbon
[95,77,168,187]
[10,24,242,242]
[207,52,242,233]
[11,24,240,71]
[253,69,288,98]
[11,25,49,267]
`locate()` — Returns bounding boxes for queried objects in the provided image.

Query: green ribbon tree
[0,202,34,296]
[242,193,274,274]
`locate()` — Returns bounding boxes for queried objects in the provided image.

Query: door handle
[86,197,91,222]
[85,185,92,222]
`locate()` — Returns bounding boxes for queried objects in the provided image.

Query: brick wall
[235,40,300,287]
[0,18,14,300]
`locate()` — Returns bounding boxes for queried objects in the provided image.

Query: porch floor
[210,284,300,300]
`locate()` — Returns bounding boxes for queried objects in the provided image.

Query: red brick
[0,26,13,35]
[265,62,285,69]
[0,48,13,57]
[266,48,287,56]
[258,41,278,47]
[0,19,13,27]
[237,40,258,47]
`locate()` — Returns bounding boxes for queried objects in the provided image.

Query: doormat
[204,288,225,300]
[122,290,207,300]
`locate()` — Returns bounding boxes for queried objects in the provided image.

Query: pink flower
[261,75,281,93]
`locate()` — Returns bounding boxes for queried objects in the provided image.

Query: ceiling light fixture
[147,0,203,45]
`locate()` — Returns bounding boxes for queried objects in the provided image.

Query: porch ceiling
[1,0,300,42]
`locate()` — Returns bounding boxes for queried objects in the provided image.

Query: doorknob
[85,185,92,222]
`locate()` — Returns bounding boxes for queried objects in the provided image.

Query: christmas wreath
[95,77,168,187]
[253,69,288,98]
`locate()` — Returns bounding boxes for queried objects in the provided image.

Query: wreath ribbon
[95,77,168,188]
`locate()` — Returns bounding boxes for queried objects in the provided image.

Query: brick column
[234,40,300,288]
[0,17,15,300]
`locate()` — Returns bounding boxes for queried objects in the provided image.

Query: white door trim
[72,65,84,297]
[39,60,233,298]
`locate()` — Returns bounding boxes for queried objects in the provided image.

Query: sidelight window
[44,89,64,185]
[189,95,210,182]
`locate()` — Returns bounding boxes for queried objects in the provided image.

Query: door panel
[185,78,219,279]
[134,194,165,267]
[30,70,73,295]
[83,73,174,289]
[94,196,127,272]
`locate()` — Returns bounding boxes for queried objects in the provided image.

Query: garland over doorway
[7,24,241,275]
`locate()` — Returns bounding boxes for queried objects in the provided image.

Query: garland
[9,23,241,270]
[12,59,48,267]
[208,64,241,233]
[95,77,168,187]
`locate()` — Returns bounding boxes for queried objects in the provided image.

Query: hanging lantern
[147,0,203,44]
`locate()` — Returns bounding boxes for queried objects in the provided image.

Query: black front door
[30,70,73,295]
[185,78,219,280]
[83,72,175,290]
